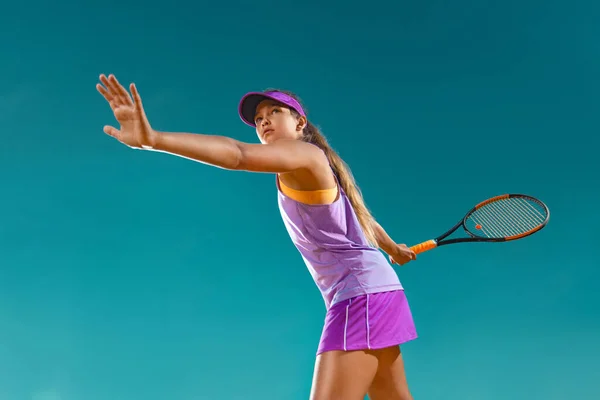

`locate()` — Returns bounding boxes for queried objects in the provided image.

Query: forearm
[372,220,398,255]
[152,130,243,170]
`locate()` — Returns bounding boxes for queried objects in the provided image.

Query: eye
[255,117,262,124]
[271,108,280,114]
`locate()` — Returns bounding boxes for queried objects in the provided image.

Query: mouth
[263,128,274,137]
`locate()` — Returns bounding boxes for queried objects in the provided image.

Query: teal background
[1,0,598,399]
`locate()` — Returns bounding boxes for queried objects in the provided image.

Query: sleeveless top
[276,174,403,310]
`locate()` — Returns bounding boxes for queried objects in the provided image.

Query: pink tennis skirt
[316,289,418,355]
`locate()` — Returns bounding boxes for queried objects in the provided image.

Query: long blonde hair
[268,89,378,247]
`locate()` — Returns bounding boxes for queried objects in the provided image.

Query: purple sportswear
[276,177,418,354]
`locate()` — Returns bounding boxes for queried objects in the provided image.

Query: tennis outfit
[276,177,418,355]
[238,90,418,355]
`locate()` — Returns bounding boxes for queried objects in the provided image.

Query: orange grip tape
[410,240,437,254]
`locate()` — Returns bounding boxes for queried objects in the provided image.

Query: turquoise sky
[1,0,598,399]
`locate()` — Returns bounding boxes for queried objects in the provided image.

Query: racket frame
[412,194,550,253]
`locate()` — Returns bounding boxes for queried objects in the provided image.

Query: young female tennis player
[96,74,418,400]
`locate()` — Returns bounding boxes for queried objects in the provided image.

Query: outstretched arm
[152,131,323,173]
[96,73,325,174]
[372,220,417,265]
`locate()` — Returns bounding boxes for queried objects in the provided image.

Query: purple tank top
[276,176,403,310]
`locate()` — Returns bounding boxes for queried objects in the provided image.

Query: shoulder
[277,141,335,191]
[236,138,329,174]
[281,139,330,170]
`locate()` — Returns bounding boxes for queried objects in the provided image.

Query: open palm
[96,74,156,149]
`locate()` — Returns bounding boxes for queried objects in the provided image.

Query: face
[254,100,306,144]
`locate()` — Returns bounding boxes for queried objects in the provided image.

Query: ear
[296,115,308,131]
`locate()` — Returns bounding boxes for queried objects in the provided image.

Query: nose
[260,117,270,128]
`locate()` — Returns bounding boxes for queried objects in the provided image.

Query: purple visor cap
[238,90,306,127]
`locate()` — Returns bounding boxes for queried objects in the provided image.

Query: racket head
[463,194,549,241]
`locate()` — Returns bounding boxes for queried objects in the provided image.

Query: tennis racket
[410,194,550,255]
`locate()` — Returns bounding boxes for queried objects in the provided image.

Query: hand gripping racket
[410,194,550,255]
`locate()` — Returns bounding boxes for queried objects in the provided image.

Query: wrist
[147,129,163,150]
[383,243,399,257]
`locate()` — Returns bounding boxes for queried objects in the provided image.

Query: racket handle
[410,240,437,254]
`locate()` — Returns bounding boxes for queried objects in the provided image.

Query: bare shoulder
[236,138,329,178]
[283,139,330,167]
[276,140,335,191]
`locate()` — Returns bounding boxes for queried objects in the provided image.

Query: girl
[96,74,418,400]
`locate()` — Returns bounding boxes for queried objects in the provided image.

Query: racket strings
[470,213,494,237]
[471,211,503,237]
[468,197,547,239]
[486,202,529,236]
[477,206,517,237]
[503,198,542,231]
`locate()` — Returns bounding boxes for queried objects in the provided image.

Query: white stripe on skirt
[343,298,352,351]
[366,294,371,349]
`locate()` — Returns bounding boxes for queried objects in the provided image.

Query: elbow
[229,142,248,171]
[234,143,261,172]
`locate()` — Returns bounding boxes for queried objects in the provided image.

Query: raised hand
[96,74,157,149]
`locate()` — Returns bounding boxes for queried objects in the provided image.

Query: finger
[96,83,113,102]
[105,74,123,94]
[97,83,118,108]
[99,74,116,95]
[99,73,110,86]
[130,82,142,105]
[102,74,128,107]
[96,82,108,96]
[103,125,121,139]
[130,83,146,116]
[98,74,125,107]
[109,74,134,104]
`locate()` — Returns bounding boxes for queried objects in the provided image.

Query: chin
[263,134,279,144]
